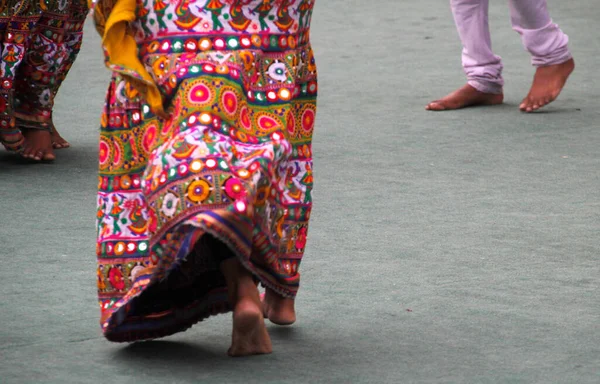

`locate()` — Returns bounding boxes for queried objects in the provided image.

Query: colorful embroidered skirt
[94,0,317,342]
[0,0,87,151]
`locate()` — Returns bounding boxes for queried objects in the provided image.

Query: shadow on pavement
[116,340,222,363]
[268,325,300,340]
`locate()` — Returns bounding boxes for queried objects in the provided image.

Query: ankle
[467,81,503,96]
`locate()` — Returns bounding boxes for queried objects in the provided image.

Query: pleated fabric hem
[101,215,295,343]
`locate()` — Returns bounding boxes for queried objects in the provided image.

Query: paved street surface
[1,1,598,383]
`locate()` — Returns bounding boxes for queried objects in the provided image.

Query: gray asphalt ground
[1,1,599,383]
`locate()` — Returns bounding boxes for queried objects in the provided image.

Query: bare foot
[21,129,55,161]
[262,288,296,326]
[221,259,272,357]
[520,58,575,113]
[229,296,272,357]
[426,84,503,111]
[51,126,70,149]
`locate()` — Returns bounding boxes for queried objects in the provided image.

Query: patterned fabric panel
[95,0,317,342]
[0,0,88,151]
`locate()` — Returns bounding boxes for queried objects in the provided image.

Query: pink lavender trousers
[451,0,572,94]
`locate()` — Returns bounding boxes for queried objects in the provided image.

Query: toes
[52,140,70,150]
[42,150,56,161]
[521,97,543,113]
[21,145,36,159]
[530,98,549,112]
[426,102,446,111]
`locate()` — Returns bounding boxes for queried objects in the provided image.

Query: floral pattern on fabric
[0,0,88,151]
[95,0,316,342]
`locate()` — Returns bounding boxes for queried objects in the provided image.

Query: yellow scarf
[92,0,165,116]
